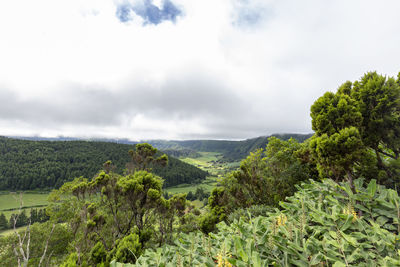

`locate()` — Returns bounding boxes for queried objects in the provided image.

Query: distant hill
[147,133,313,161]
[14,133,313,162]
[0,137,207,191]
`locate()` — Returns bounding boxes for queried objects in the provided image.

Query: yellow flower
[351,209,357,222]
[217,254,223,267]
[276,214,287,226]
[216,253,232,267]
[343,204,357,222]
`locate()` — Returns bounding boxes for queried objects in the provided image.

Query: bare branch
[11,192,31,267]
[38,223,56,267]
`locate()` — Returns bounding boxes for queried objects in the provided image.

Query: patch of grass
[0,225,28,236]
[190,200,205,209]
[0,193,50,219]
[181,152,240,177]
[168,151,240,196]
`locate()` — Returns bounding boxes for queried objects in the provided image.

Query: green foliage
[60,252,79,267]
[149,134,313,161]
[9,210,28,228]
[0,137,207,190]
[310,127,365,180]
[90,241,107,265]
[204,137,315,230]
[311,91,362,136]
[132,178,400,266]
[127,143,168,172]
[48,147,194,265]
[352,72,400,155]
[109,233,142,264]
[0,213,7,230]
[227,205,274,224]
[0,222,73,266]
[310,71,400,187]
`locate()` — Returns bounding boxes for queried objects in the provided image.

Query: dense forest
[0,138,207,190]
[148,133,313,161]
[0,71,399,266]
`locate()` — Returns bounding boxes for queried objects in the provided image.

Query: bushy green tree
[310,71,400,188]
[110,233,142,264]
[351,72,400,183]
[200,137,314,233]
[90,241,107,266]
[50,144,193,265]
[127,143,168,173]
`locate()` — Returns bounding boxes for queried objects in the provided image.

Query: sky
[0,0,400,141]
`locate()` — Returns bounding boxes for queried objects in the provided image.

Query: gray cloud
[0,70,254,139]
[1,0,400,140]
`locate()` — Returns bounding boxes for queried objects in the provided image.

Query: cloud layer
[0,0,400,140]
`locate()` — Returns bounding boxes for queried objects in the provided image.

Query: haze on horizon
[1,0,400,141]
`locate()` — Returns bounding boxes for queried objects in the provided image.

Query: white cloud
[0,0,399,140]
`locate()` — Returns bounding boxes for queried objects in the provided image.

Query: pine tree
[0,213,8,230]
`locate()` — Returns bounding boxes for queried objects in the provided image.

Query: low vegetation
[134,178,400,266]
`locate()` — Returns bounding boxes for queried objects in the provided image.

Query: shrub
[131,178,400,266]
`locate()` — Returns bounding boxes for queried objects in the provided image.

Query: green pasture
[190,200,204,209]
[181,151,240,177]
[180,152,220,171]
[0,193,50,219]
[169,151,241,196]
[0,225,28,236]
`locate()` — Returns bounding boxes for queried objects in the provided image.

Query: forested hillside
[148,133,312,161]
[0,137,207,190]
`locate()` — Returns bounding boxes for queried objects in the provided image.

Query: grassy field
[181,152,240,177]
[0,225,28,236]
[0,192,50,219]
[180,152,221,174]
[165,151,240,196]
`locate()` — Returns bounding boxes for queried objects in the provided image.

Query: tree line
[0,208,49,231]
[0,138,207,190]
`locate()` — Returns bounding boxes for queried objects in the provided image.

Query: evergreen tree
[0,213,8,230]
[310,72,400,188]
[30,208,38,224]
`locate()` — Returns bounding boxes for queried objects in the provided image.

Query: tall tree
[310,71,400,187]
[127,143,168,173]
[0,213,7,230]
[351,72,400,181]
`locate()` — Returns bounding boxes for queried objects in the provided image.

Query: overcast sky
[0,0,399,140]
